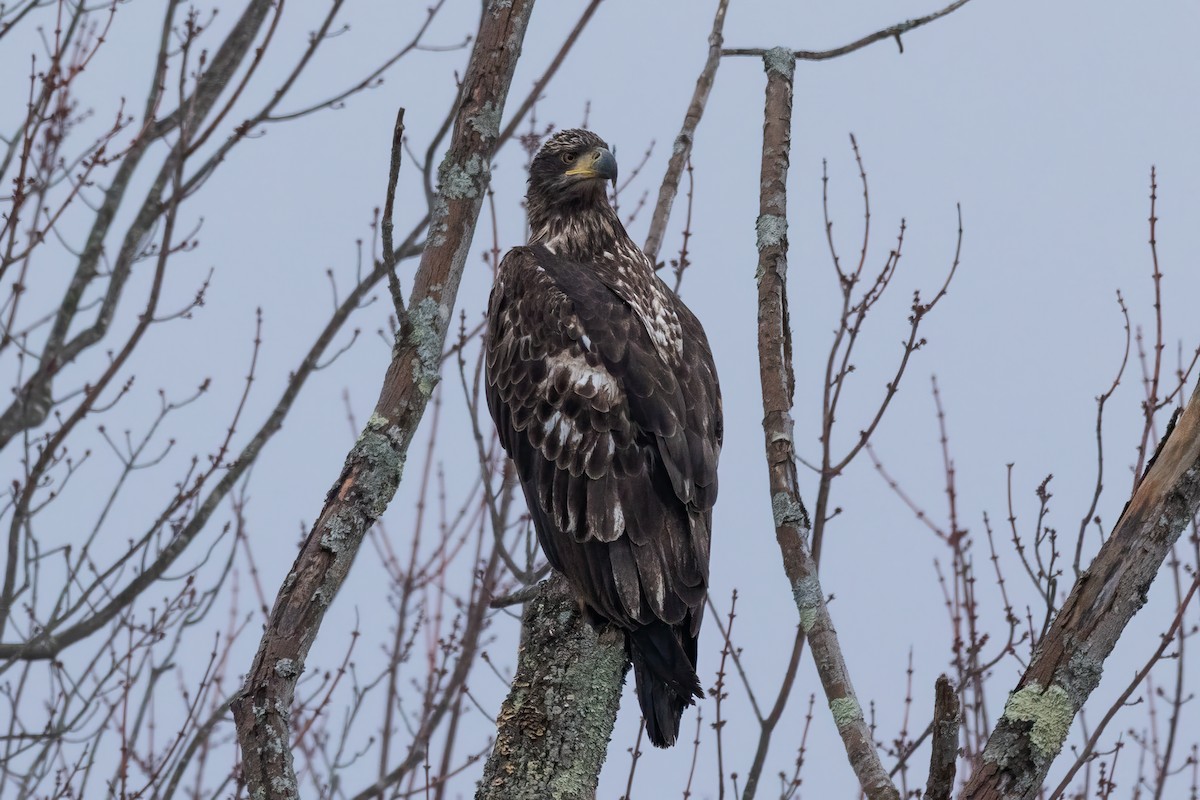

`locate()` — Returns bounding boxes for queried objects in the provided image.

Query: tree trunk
[475,574,627,800]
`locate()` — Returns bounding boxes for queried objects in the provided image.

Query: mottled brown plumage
[484,129,722,747]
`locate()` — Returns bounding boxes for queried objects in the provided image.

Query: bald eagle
[484,129,722,747]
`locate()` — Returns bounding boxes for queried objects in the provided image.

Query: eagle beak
[565,147,618,185]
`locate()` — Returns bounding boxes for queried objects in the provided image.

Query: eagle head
[528,129,618,209]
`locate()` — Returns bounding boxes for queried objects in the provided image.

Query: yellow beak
[564,147,618,183]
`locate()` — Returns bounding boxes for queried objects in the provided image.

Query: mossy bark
[231,2,536,796]
[476,575,627,800]
[963,383,1200,799]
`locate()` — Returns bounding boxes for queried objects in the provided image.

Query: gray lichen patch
[470,101,502,140]
[756,214,787,251]
[352,429,406,518]
[320,510,357,554]
[763,46,796,79]
[263,732,285,755]
[268,774,299,800]
[1066,649,1104,708]
[428,194,451,248]
[829,696,864,730]
[999,682,1073,760]
[438,153,487,200]
[274,658,301,679]
[792,574,821,632]
[772,491,809,530]
[362,411,403,447]
[408,296,450,398]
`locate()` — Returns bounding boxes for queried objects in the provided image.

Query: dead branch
[474,574,626,800]
[924,675,960,800]
[722,0,976,60]
[382,107,409,320]
[962,381,1200,798]
[230,3,536,797]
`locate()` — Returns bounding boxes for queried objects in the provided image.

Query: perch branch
[474,575,627,800]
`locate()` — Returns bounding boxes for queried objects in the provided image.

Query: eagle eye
[562,152,576,164]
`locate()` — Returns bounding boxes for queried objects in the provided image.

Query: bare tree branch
[0,0,275,448]
[722,0,976,60]
[962,381,1200,799]
[643,0,730,265]
[230,3,537,797]
[749,47,899,800]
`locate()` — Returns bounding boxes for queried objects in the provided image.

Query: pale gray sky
[5,1,1200,797]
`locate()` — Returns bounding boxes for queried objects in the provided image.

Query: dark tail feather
[627,623,702,748]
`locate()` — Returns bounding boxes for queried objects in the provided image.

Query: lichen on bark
[476,574,627,800]
[762,45,795,78]
[407,296,450,397]
[995,683,1072,760]
[755,213,787,251]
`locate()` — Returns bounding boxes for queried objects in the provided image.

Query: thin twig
[382,107,409,325]
[644,0,730,264]
[722,0,976,60]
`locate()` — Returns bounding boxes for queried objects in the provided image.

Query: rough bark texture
[962,382,1200,799]
[475,574,627,800]
[925,675,960,800]
[752,48,901,800]
[231,3,535,797]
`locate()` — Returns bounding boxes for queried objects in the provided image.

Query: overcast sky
[6,1,1200,797]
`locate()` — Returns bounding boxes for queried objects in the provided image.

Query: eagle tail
[627,622,702,748]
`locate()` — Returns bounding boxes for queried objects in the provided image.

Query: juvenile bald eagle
[484,129,722,747]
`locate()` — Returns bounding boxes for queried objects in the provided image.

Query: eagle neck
[528,200,629,261]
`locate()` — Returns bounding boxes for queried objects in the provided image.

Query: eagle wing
[485,245,721,633]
